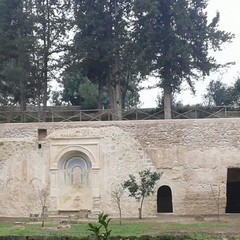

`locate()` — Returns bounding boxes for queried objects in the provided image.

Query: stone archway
[157,185,173,213]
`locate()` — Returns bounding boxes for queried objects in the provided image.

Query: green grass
[0,220,231,238]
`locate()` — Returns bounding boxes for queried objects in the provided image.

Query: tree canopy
[0,0,235,121]
[204,78,240,106]
[133,0,234,118]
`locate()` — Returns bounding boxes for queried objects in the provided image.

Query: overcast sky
[139,0,240,108]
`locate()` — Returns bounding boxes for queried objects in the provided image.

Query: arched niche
[58,150,92,188]
[49,137,101,213]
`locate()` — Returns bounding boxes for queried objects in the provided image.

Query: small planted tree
[210,183,223,222]
[122,169,162,219]
[108,185,124,225]
[37,182,50,227]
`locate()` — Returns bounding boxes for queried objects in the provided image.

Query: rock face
[0,118,240,218]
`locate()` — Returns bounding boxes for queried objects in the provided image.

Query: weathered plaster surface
[0,119,239,217]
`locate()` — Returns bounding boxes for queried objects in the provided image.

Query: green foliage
[0,220,231,238]
[1,60,28,101]
[0,0,235,118]
[0,0,70,111]
[122,169,162,218]
[123,169,162,200]
[204,79,240,106]
[88,213,112,240]
[133,0,234,118]
[60,72,100,109]
[61,73,87,106]
[72,0,139,118]
[0,0,36,108]
[204,80,233,106]
[32,0,71,110]
[123,80,142,109]
[0,218,232,240]
[79,80,98,109]
[232,78,240,104]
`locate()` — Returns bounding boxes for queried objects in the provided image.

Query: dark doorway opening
[157,185,173,213]
[226,168,240,213]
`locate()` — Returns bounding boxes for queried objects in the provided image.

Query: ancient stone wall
[0,119,240,217]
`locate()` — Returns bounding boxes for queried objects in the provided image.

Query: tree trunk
[108,81,122,120]
[108,2,123,120]
[42,0,50,122]
[20,90,26,123]
[163,86,172,119]
[108,52,122,120]
[117,201,122,225]
[97,82,102,109]
[139,196,144,219]
[37,77,42,122]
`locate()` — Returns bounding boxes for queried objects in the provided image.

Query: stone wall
[0,118,239,218]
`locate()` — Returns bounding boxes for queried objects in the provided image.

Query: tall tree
[0,0,36,119]
[73,0,137,119]
[0,0,72,121]
[32,0,71,119]
[134,0,234,118]
[204,77,240,106]
[204,80,234,106]
[61,72,86,106]
[232,78,240,105]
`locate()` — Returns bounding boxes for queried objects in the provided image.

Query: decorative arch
[53,145,96,169]
[49,138,101,212]
[58,150,92,187]
[157,185,173,213]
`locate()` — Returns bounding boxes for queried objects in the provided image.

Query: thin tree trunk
[97,82,102,109]
[41,206,45,227]
[42,0,50,122]
[108,1,122,120]
[114,82,122,120]
[117,201,122,225]
[20,84,26,122]
[108,81,122,120]
[108,53,122,120]
[37,77,41,122]
[163,86,172,119]
[139,196,144,219]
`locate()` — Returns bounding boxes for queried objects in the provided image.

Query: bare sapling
[210,183,222,222]
[37,181,50,227]
[108,185,123,225]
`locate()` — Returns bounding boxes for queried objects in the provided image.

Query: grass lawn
[0,218,239,239]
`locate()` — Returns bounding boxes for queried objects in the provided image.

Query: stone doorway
[226,168,240,213]
[157,185,173,213]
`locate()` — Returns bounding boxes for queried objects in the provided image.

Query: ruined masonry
[0,118,240,218]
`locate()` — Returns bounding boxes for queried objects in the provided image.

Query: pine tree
[0,0,36,121]
[134,0,234,119]
[73,0,137,119]
[31,0,71,120]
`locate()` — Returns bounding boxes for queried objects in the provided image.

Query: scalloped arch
[54,145,96,169]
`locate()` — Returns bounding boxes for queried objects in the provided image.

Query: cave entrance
[226,168,240,213]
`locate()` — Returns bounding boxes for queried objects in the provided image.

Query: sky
[139,0,240,108]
